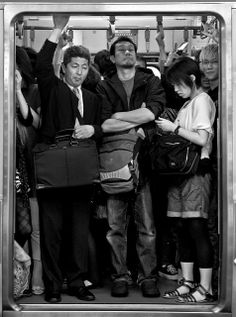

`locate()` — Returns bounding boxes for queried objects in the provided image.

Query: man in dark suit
[35,14,102,303]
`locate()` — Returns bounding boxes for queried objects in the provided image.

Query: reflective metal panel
[1,1,235,316]
[232,8,236,317]
[0,6,4,317]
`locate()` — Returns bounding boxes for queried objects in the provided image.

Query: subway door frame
[0,4,3,316]
[232,7,236,317]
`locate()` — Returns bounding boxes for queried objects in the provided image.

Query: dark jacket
[35,39,102,143]
[97,67,166,124]
[97,67,166,176]
[208,86,218,166]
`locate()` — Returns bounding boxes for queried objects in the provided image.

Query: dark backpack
[99,129,140,194]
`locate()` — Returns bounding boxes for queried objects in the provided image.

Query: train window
[4,8,225,313]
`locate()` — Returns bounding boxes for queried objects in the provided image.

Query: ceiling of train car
[16,14,218,53]
[22,15,203,30]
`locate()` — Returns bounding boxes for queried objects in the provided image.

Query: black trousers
[37,186,93,293]
[151,174,177,267]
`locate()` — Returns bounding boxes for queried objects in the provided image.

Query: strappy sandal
[176,284,215,303]
[162,278,195,299]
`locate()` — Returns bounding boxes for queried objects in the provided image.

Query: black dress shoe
[68,286,95,301]
[45,292,62,303]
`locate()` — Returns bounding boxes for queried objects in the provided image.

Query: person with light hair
[199,43,219,297]
[199,44,218,103]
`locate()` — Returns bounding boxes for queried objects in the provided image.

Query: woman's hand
[15,69,22,92]
[155,117,177,133]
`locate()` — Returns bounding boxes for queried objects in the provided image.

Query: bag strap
[133,137,142,159]
[128,137,143,191]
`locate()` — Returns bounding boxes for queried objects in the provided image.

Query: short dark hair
[110,36,137,56]
[94,49,114,76]
[166,56,202,89]
[82,64,101,93]
[16,46,35,86]
[63,45,91,66]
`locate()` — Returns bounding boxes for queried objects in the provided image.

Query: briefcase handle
[55,129,74,143]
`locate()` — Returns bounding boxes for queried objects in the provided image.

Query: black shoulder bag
[33,129,99,189]
[150,132,201,175]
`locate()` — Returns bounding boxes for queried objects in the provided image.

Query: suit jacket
[36,39,102,143]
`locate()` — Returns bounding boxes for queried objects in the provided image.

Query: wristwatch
[174,125,180,135]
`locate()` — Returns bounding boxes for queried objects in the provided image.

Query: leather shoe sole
[68,286,95,301]
[45,292,61,303]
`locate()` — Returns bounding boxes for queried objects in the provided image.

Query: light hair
[199,44,218,62]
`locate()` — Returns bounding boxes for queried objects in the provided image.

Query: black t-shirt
[121,76,135,109]
[208,86,218,104]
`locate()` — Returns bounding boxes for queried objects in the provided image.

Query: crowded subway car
[0,0,236,316]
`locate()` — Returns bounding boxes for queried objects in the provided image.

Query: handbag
[14,240,31,299]
[150,132,201,175]
[33,129,99,189]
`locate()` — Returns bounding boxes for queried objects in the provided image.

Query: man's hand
[53,14,70,31]
[58,31,71,48]
[74,125,95,139]
[48,14,70,44]
[111,112,122,120]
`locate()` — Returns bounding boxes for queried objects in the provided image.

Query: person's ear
[61,63,66,73]
[190,74,196,82]
[110,55,115,64]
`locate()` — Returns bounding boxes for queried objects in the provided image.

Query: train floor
[17,277,217,305]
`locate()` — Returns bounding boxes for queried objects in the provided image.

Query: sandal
[176,284,215,303]
[163,278,195,299]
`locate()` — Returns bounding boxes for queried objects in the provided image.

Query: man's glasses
[200,59,218,66]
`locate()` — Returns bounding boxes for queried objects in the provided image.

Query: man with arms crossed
[97,36,166,298]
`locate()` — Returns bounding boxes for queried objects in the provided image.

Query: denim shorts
[167,173,211,219]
